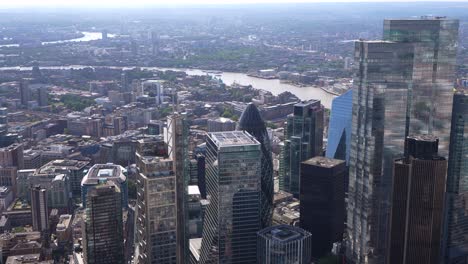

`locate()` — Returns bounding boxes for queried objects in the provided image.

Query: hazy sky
[2,0,467,8]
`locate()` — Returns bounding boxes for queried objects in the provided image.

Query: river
[0,65,336,108]
[0,31,115,48]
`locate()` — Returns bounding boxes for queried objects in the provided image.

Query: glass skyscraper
[346,17,459,264]
[279,100,324,197]
[257,225,312,264]
[444,89,468,264]
[326,89,353,164]
[237,103,274,228]
[199,131,262,264]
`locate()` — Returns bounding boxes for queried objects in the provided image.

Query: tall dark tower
[443,89,468,263]
[388,135,447,264]
[237,103,274,228]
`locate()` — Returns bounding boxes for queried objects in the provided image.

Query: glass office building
[279,100,324,198]
[199,131,262,264]
[326,90,353,164]
[237,103,274,228]
[257,225,312,264]
[346,17,459,264]
[444,90,468,264]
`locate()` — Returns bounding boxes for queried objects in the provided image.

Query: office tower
[196,153,206,199]
[199,131,262,264]
[326,90,352,163]
[121,71,129,93]
[37,86,48,107]
[279,100,324,197]
[83,181,124,264]
[300,157,346,258]
[0,143,24,169]
[237,103,274,228]
[346,17,459,264]
[443,89,468,263]
[383,18,459,156]
[207,117,237,132]
[31,186,49,232]
[166,114,189,264]
[388,135,447,264]
[19,79,30,106]
[81,164,128,208]
[135,156,177,264]
[142,80,164,106]
[257,225,312,264]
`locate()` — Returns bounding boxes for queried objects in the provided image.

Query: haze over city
[0,1,465,264]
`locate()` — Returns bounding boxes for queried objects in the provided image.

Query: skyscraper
[443,89,468,263]
[37,86,48,107]
[346,17,459,264]
[300,157,346,259]
[83,181,124,264]
[166,114,189,264]
[257,225,312,264]
[279,100,324,198]
[237,103,274,228]
[199,131,262,264]
[135,156,177,264]
[19,79,30,106]
[388,135,447,264]
[142,80,164,106]
[31,186,49,232]
[326,90,352,163]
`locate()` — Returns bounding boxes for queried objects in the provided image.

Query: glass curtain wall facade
[199,131,262,264]
[444,90,468,264]
[279,100,324,198]
[257,225,312,264]
[326,90,353,164]
[346,17,459,264]
[237,103,274,228]
[83,182,124,264]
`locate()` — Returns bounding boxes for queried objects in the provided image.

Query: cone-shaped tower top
[237,103,266,135]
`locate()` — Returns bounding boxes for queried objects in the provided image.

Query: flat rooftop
[302,156,345,168]
[258,225,310,243]
[209,131,259,147]
[81,164,126,185]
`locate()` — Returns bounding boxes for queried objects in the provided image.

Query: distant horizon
[2,0,468,9]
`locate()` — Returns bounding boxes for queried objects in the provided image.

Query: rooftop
[81,164,126,186]
[209,131,259,147]
[258,225,311,243]
[302,156,345,168]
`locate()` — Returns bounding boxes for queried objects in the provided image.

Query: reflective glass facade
[444,90,468,264]
[279,100,324,197]
[326,90,353,164]
[199,131,262,264]
[237,103,274,228]
[84,182,124,264]
[257,225,312,264]
[346,18,459,264]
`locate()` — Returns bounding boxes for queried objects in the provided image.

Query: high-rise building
[257,225,312,264]
[443,89,468,263]
[166,114,189,264]
[300,157,346,258]
[19,79,31,106]
[388,135,447,264]
[81,164,128,208]
[346,17,459,264]
[199,131,262,264]
[279,100,324,197]
[237,103,274,229]
[37,86,48,107]
[121,71,129,93]
[0,143,24,169]
[135,155,176,264]
[83,181,124,264]
[31,186,49,232]
[326,90,352,163]
[142,80,164,106]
